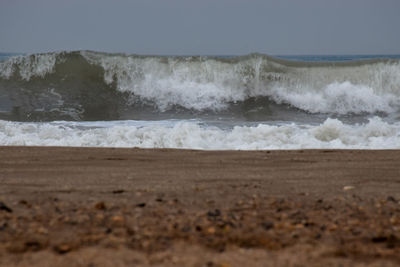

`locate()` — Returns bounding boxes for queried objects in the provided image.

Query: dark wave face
[0,51,399,122]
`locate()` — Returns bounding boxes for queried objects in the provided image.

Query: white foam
[82,51,400,114]
[270,81,398,114]
[83,52,252,111]
[0,117,399,149]
[0,54,57,80]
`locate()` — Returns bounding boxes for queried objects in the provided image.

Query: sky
[1,0,399,55]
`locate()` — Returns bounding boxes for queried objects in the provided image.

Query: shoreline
[1,147,400,266]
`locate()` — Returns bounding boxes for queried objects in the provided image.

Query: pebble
[261,221,274,230]
[206,227,216,234]
[111,216,124,223]
[54,244,71,254]
[0,202,12,213]
[207,209,221,217]
[112,190,125,194]
[343,186,355,191]
[94,202,106,210]
[37,227,48,235]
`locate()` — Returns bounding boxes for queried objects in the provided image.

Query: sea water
[0,51,399,149]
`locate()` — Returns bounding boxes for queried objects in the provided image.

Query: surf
[0,117,398,149]
[0,51,399,122]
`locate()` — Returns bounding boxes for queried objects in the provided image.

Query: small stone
[207,209,221,217]
[261,221,274,230]
[371,236,388,243]
[343,186,355,191]
[19,200,28,205]
[387,196,396,203]
[94,202,106,210]
[0,202,12,213]
[298,192,309,196]
[111,216,124,223]
[327,224,338,231]
[54,244,71,254]
[110,216,125,227]
[136,203,146,208]
[207,227,216,234]
[24,240,44,252]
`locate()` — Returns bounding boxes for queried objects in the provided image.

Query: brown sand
[0,147,400,266]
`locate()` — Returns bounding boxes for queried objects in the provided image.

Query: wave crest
[0,51,399,121]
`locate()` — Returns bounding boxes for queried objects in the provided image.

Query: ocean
[0,51,400,149]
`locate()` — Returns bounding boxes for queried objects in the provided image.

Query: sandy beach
[0,147,400,266]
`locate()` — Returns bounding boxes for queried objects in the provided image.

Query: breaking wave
[0,51,399,121]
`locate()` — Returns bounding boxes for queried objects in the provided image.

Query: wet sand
[0,147,400,266]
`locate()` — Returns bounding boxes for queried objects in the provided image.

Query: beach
[1,0,400,265]
[1,147,399,266]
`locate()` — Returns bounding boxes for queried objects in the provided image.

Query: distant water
[0,51,399,149]
[0,53,21,62]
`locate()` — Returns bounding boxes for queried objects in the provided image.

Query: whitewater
[0,51,399,149]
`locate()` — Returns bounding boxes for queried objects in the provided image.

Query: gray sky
[1,0,399,55]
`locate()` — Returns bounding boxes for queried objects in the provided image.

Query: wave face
[0,117,398,149]
[0,51,400,121]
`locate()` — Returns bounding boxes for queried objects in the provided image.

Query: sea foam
[0,117,398,149]
[0,53,57,80]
